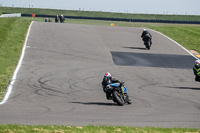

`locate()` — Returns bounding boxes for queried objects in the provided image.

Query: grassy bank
[0,18,31,100]
[0,125,199,133]
[1,6,200,21]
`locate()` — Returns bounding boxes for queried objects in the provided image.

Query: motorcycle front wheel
[112,90,125,106]
[145,41,150,50]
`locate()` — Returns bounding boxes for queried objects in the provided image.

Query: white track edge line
[150,29,199,60]
[0,21,34,105]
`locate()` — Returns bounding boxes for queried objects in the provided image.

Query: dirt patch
[189,50,199,55]
[190,50,200,58]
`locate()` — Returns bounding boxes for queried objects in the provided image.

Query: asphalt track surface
[0,22,200,128]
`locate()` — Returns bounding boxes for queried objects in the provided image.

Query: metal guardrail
[0,13,21,17]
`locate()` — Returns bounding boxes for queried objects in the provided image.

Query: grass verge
[0,125,199,133]
[0,17,31,100]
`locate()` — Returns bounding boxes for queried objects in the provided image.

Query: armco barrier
[0,13,21,17]
[3,13,200,24]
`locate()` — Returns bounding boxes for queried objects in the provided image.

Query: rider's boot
[127,96,132,104]
[106,93,112,100]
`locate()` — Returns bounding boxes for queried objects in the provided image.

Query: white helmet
[195,59,200,65]
[143,29,147,31]
[104,72,111,77]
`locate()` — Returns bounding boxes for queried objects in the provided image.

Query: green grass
[1,6,200,21]
[0,17,31,100]
[0,125,199,133]
[148,25,200,52]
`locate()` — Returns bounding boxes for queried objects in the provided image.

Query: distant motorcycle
[105,82,131,106]
[193,59,200,82]
[143,34,152,50]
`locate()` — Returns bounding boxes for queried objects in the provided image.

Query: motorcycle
[105,82,131,106]
[193,65,200,82]
[143,34,152,50]
[195,76,200,82]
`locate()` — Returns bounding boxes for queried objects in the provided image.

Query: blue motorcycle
[105,82,132,106]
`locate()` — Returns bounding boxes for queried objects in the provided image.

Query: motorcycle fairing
[109,83,128,93]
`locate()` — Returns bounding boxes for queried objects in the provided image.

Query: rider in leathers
[102,72,131,104]
[141,29,152,45]
[193,59,200,82]
[55,15,59,23]
[102,73,121,100]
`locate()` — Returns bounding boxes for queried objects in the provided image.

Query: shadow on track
[70,102,117,106]
[165,86,200,90]
[123,46,146,50]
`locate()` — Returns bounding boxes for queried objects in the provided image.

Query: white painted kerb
[0,21,34,105]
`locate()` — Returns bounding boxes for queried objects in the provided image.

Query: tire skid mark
[27,76,76,114]
[66,75,102,99]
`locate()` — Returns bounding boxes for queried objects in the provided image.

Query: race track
[0,22,199,128]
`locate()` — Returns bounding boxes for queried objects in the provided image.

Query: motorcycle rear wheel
[145,41,150,50]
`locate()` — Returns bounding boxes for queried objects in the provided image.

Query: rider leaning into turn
[101,72,132,105]
[193,59,200,82]
[141,29,152,45]
[102,72,122,100]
